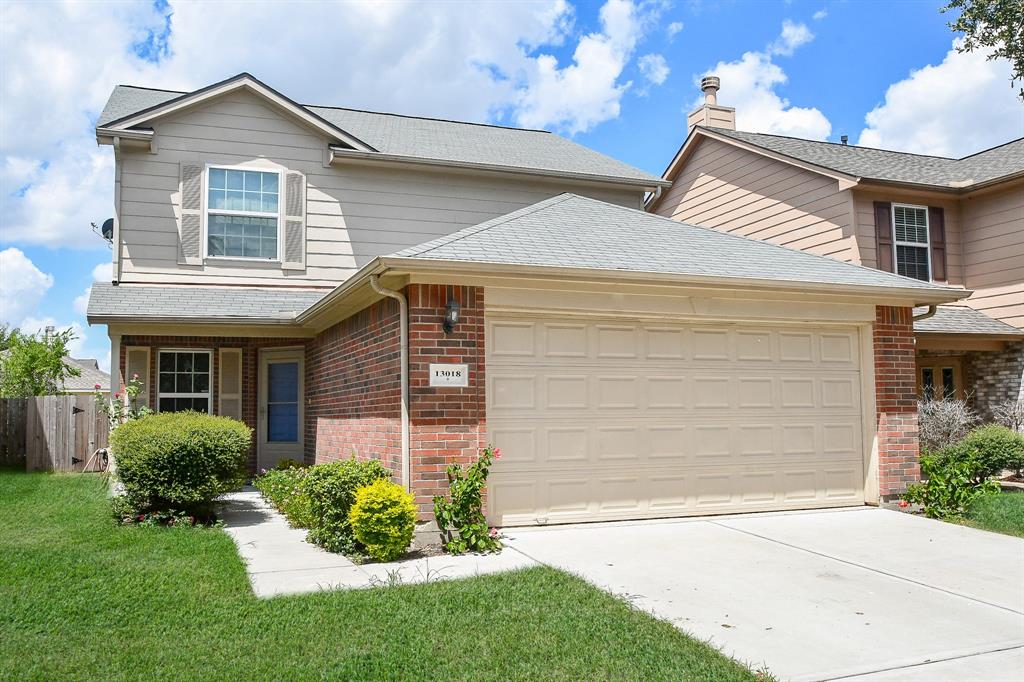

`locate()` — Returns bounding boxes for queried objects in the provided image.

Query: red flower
[137,514,145,522]
[898,500,909,509]
[114,392,121,399]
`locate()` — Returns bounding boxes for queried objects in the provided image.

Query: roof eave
[328,146,670,191]
[86,313,303,326]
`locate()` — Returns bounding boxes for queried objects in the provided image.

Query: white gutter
[369,274,410,491]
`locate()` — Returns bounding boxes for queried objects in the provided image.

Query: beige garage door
[486,316,866,526]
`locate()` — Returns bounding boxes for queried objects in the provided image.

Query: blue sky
[1,0,1021,372]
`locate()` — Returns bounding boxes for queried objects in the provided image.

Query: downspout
[912,305,937,322]
[112,136,122,283]
[370,275,410,491]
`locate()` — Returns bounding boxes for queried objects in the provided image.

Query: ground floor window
[918,357,963,400]
[158,349,212,413]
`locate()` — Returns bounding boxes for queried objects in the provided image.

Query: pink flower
[94,383,101,389]
[114,392,121,399]
[493,447,502,460]
[898,500,909,509]
[489,527,498,538]
[132,373,139,380]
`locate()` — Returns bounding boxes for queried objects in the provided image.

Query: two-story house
[88,73,962,527]
[651,77,1024,422]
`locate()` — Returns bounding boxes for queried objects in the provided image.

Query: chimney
[687,75,736,132]
[841,135,849,145]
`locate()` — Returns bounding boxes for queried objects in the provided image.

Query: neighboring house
[88,73,962,527]
[651,77,1024,421]
[61,358,110,395]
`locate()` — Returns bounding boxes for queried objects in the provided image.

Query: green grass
[0,471,760,681]
[963,491,1024,538]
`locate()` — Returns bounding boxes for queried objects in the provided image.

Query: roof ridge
[395,193,577,258]
[111,83,553,135]
[708,127,960,162]
[955,136,1024,161]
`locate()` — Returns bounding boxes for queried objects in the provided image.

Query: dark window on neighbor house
[892,204,930,281]
[157,350,212,413]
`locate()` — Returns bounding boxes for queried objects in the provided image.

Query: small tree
[0,327,81,397]
[991,398,1024,433]
[918,398,979,453]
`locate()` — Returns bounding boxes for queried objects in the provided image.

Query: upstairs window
[892,204,930,281]
[206,167,280,260]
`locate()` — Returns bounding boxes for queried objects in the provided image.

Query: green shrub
[349,479,417,562]
[433,445,501,555]
[111,411,251,515]
[303,458,391,555]
[274,458,308,470]
[904,453,1000,519]
[950,424,1024,481]
[254,467,313,528]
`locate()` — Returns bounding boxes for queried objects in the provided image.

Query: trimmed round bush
[349,479,417,562]
[954,424,1024,480]
[303,458,391,554]
[111,411,251,514]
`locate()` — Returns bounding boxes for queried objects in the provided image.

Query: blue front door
[258,349,303,469]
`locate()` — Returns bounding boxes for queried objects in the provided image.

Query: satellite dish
[101,218,114,241]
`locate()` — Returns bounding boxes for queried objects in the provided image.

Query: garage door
[486,316,866,525]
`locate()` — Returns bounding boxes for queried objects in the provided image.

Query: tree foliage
[0,326,81,397]
[942,0,1024,100]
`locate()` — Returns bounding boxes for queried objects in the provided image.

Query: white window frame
[891,203,931,282]
[203,163,283,262]
[156,349,214,414]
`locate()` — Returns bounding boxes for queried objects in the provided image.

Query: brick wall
[406,284,486,514]
[969,341,1024,421]
[119,335,308,471]
[304,297,403,476]
[873,306,920,498]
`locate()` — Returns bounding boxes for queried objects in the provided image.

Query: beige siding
[961,184,1024,328]
[653,137,856,262]
[851,189,964,286]
[117,90,643,287]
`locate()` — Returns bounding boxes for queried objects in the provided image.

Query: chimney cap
[840,135,849,145]
[701,75,721,92]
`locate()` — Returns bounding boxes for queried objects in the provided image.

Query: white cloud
[857,40,1023,157]
[769,20,814,57]
[0,248,53,327]
[812,9,827,21]
[697,22,830,139]
[515,0,664,133]
[73,261,114,317]
[666,21,683,40]
[638,53,670,85]
[0,0,663,250]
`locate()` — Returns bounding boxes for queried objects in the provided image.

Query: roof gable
[99,73,376,151]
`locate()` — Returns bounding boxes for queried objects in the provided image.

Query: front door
[917,357,965,400]
[258,348,304,470]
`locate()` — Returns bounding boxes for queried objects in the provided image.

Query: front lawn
[962,491,1024,538]
[0,471,761,681]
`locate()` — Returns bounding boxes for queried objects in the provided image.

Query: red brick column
[406,284,486,516]
[873,306,919,499]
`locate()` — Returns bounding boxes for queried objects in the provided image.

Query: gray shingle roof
[87,282,327,322]
[62,358,111,393]
[393,193,961,295]
[97,83,661,184]
[913,306,1023,335]
[706,128,1024,189]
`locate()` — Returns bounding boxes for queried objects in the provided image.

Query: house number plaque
[429,364,469,387]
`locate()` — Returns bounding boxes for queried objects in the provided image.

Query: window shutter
[178,163,203,265]
[928,206,947,282]
[218,348,243,420]
[125,346,150,409]
[282,170,306,271]
[873,201,894,272]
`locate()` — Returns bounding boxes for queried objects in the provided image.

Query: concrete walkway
[504,507,1024,682]
[219,489,535,598]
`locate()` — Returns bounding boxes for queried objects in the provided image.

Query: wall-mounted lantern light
[443,298,461,333]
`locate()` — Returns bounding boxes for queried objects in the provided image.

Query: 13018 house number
[429,364,469,387]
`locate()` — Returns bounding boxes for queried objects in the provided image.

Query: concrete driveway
[504,507,1024,682]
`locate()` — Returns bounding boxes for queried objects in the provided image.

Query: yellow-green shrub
[348,479,417,562]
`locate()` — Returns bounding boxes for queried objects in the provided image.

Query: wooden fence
[0,396,109,472]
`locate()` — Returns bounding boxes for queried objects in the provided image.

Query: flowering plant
[433,445,502,554]
[95,373,152,431]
